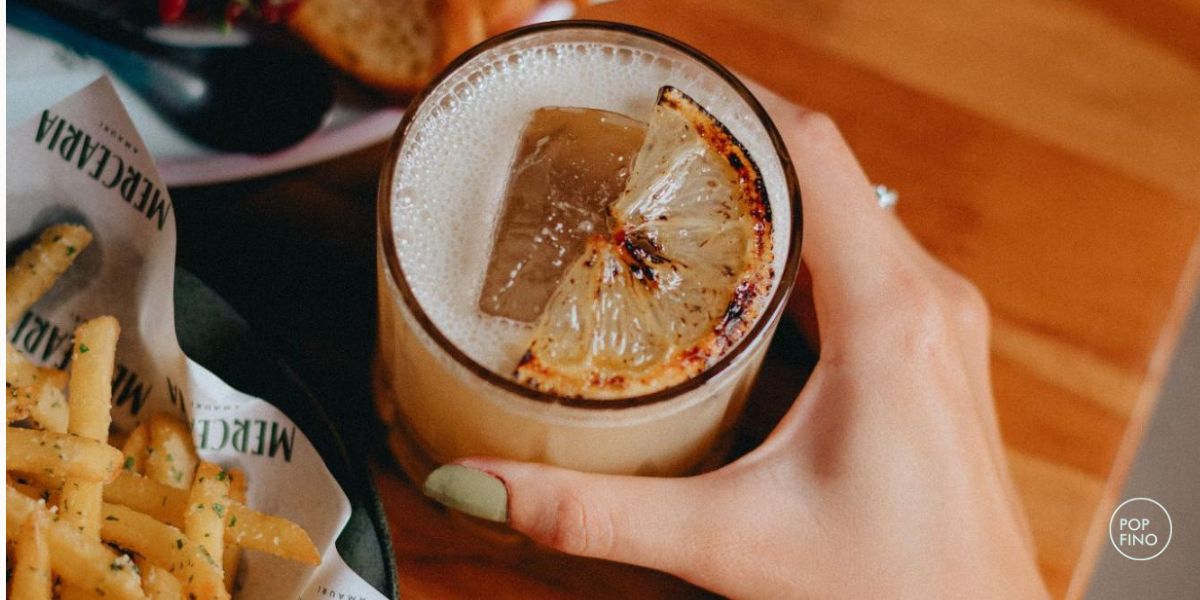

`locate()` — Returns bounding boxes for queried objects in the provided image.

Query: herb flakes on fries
[6,224,321,599]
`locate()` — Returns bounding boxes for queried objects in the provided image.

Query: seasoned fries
[222,468,248,591]
[60,316,120,539]
[101,467,321,564]
[7,343,69,432]
[26,383,68,434]
[6,342,68,389]
[121,423,150,473]
[6,223,92,328]
[185,462,232,597]
[6,427,123,482]
[100,503,228,600]
[103,470,189,528]
[146,413,199,489]
[7,487,146,600]
[6,224,322,598]
[10,508,53,600]
[139,561,185,600]
[224,502,323,565]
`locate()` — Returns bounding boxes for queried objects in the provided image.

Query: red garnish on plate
[224,1,246,24]
[157,0,302,27]
[158,0,187,23]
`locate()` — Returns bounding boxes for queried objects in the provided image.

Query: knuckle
[947,276,990,332]
[888,264,942,318]
[926,261,991,334]
[883,265,994,362]
[546,491,615,559]
[886,267,953,358]
[899,309,952,362]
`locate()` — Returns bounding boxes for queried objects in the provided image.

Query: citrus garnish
[515,86,774,399]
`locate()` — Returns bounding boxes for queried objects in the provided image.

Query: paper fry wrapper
[6,78,389,600]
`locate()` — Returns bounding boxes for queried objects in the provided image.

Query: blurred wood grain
[172,0,1200,598]
[382,0,1200,596]
[562,2,1200,598]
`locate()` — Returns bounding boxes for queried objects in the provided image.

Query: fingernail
[422,464,509,523]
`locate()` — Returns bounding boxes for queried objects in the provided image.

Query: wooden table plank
[609,0,1200,202]
[1079,0,1200,67]
[570,2,1200,597]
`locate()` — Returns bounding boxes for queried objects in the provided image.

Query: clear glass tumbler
[375,21,802,482]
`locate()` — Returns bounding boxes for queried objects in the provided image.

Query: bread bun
[289,0,442,96]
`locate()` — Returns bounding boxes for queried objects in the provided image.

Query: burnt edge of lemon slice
[658,86,772,231]
[656,85,775,359]
[515,87,776,399]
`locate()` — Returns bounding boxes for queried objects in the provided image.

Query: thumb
[423,458,706,573]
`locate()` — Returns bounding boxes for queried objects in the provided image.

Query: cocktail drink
[375,21,800,480]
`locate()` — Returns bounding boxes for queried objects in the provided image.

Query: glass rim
[377,19,803,410]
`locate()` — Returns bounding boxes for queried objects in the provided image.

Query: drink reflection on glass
[375,21,801,482]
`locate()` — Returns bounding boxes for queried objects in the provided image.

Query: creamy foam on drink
[389,40,792,379]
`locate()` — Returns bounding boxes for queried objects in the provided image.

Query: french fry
[222,544,241,594]
[227,468,248,503]
[146,413,199,489]
[7,474,50,504]
[5,223,93,328]
[186,462,231,591]
[9,472,60,509]
[121,423,151,474]
[103,470,189,528]
[10,468,57,490]
[7,487,146,600]
[102,468,321,570]
[7,381,69,432]
[26,382,68,433]
[98,503,187,574]
[64,317,119,438]
[6,342,68,390]
[59,578,137,600]
[59,466,106,534]
[138,559,185,600]
[100,503,227,600]
[225,502,321,565]
[8,383,33,422]
[7,342,41,387]
[7,343,69,431]
[222,469,248,592]
[101,469,320,567]
[10,508,52,600]
[6,427,123,482]
[6,224,325,595]
[57,585,97,600]
[60,316,120,540]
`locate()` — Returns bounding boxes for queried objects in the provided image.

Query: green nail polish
[423,465,509,522]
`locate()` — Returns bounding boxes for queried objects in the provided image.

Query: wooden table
[173,1,1200,598]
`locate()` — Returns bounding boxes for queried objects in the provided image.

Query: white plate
[5,1,576,188]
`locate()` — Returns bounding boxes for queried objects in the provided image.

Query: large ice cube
[479,107,646,322]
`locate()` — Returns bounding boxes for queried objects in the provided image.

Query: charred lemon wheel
[515,86,774,399]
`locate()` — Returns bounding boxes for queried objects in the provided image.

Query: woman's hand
[423,85,1048,599]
